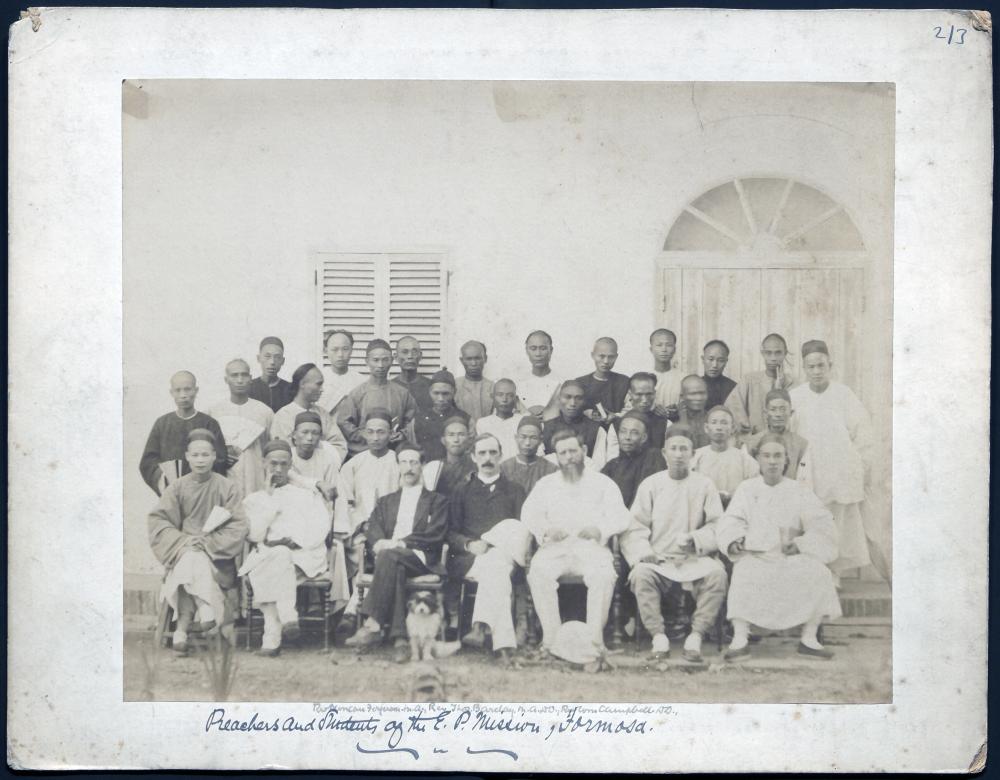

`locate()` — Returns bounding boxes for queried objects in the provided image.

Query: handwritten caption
[204,703,674,760]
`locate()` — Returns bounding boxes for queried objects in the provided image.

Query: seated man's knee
[703,566,728,591]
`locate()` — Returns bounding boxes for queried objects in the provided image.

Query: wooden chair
[242,539,344,652]
[352,543,449,640]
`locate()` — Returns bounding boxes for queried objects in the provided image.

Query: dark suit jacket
[365,487,450,568]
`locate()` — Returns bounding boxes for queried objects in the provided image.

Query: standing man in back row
[454,340,494,425]
[337,339,417,456]
[249,337,296,413]
[701,340,738,410]
[517,330,562,420]
[318,329,366,416]
[392,336,434,412]
[575,337,631,424]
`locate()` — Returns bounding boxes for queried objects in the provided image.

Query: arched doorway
[657,177,869,396]
[657,176,889,583]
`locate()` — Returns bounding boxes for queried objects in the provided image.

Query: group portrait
[123,79,893,703]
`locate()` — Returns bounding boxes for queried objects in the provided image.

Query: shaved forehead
[171,370,196,387]
[225,358,250,373]
[593,337,618,352]
[681,375,707,392]
[494,378,516,392]
[460,340,486,356]
[397,336,421,349]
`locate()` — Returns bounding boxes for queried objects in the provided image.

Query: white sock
[195,600,216,624]
[651,633,670,653]
[800,620,824,650]
[363,617,381,632]
[729,619,749,650]
[684,632,702,653]
[173,629,188,645]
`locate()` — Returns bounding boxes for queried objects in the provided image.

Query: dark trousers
[360,547,431,640]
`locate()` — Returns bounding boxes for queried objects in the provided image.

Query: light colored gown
[691,445,761,498]
[790,381,873,573]
[208,397,273,496]
[717,476,842,628]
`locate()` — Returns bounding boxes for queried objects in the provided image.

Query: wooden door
[658,264,867,397]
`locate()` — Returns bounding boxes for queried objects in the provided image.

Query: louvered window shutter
[318,252,447,376]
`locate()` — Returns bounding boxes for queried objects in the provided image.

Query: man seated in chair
[446,433,527,665]
[523,429,631,655]
[620,427,727,663]
[147,428,248,655]
[238,439,340,657]
[346,443,449,663]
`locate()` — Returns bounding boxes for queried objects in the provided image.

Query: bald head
[224,359,252,399]
[680,374,708,412]
[591,337,619,377]
[169,371,198,412]
[396,335,423,373]
[459,340,487,380]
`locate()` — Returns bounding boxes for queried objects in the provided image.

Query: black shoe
[445,625,460,642]
[724,645,751,661]
[797,642,834,660]
[461,623,488,649]
[256,647,281,658]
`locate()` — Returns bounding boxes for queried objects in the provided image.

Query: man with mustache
[523,429,631,653]
[445,434,527,664]
[346,443,449,663]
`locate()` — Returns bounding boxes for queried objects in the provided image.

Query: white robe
[717,476,842,628]
[653,368,684,409]
[514,372,563,417]
[522,468,631,546]
[476,412,543,462]
[271,400,349,462]
[289,441,343,515]
[691,445,761,497]
[207,397,273,496]
[238,483,347,622]
[790,381,873,571]
[332,449,400,535]
[621,471,724,584]
[318,367,366,416]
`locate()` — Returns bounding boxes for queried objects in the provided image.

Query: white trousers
[466,548,517,651]
[247,545,300,634]
[527,541,616,648]
[162,549,224,624]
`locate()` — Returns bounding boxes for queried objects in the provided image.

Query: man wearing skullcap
[541,380,610,469]
[454,340,495,425]
[287,410,343,513]
[148,428,248,653]
[208,358,274,497]
[790,340,884,581]
[500,416,558,497]
[717,432,841,660]
[140,370,228,496]
[239,435,346,656]
[336,339,417,456]
[601,411,667,509]
[574,337,631,423]
[621,426,727,663]
[318,329,366,416]
[410,369,470,462]
[743,388,810,480]
[249,337,296,413]
[270,363,349,461]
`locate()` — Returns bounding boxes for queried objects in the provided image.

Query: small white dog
[405,590,442,662]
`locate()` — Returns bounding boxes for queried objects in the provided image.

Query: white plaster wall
[124,80,894,574]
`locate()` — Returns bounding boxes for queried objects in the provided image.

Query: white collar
[477,473,501,486]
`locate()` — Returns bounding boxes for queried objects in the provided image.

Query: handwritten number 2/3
[934,25,968,44]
